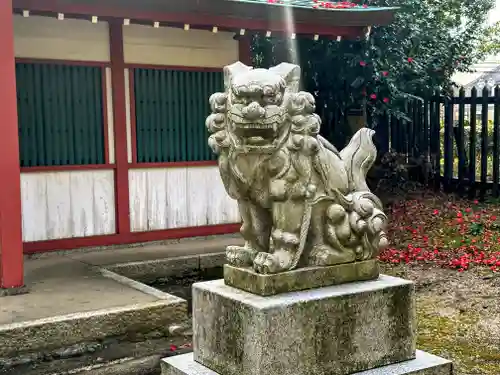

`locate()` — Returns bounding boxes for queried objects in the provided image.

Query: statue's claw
[253,250,293,274]
[226,245,257,267]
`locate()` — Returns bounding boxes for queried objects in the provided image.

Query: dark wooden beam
[13,0,396,39]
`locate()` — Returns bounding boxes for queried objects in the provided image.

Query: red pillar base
[0,0,25,288]
[0,285,29,297]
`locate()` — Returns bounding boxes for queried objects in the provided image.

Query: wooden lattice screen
[16,63,105,167]
[133,68,223,163]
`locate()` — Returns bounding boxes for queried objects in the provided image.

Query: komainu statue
[206,61,388,274]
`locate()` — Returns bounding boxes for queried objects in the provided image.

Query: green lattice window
[133,68,223,163]
[16,63,105,167]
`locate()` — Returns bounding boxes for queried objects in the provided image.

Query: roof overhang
[13,0,398,39]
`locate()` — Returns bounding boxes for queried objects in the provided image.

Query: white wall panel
[129,166,240,232]
[21,170,116,241]
[105,67,116,163]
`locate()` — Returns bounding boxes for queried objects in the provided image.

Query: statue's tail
[339,128,377,192]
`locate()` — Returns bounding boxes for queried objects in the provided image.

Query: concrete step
[1,336,192,375]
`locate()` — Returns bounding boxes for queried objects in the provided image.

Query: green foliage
[479,21,500,55]
[252,0,494,123]
[469,222,484,236]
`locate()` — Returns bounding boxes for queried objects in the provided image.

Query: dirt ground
[381,263,500,375]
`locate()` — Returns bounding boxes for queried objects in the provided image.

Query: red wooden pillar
[0,0,24,288]
[238,35,252,65]
[109,20,131,237]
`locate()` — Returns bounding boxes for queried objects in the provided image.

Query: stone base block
[161,351,452,375]
[224,259,379,296]
[192,275,416,375]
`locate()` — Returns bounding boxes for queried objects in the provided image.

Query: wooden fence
[374,86,500,201]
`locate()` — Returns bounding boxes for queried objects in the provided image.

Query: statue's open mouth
[233,123,276,145]
[229,112,282,147]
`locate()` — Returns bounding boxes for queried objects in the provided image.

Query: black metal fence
[373,86,500,201]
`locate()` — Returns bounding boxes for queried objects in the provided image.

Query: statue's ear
[269,63,301,93]
[223,61,253,90]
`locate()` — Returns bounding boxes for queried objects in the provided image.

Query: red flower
[382,71,389,77]
[407,57,414,63]
[433,209,439,215]
[170,345,178,352]
[359,61,367,67]
[370,93,377,100]
[383,97,390,103]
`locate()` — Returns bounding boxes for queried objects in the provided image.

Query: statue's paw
[226,246,256,268]
[253,250,293,274]
[309,245,355,266]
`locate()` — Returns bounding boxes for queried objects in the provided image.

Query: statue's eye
[264,93,282,105]
[232,94,247,104]
[262,86,274,96]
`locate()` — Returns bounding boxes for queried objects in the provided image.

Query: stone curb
[26,234,239,260]
[0,299,187,358]
[53,355,161,375]
[105,252,226,283]
[99,268,176,300]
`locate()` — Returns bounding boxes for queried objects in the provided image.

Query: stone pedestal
[161,275,453,375]
[223,259,379,296]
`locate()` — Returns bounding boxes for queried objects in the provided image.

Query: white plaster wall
[129,166,240,232]
[13,15,110,61]
[21,170,116,241]
[123,24,238,67]
[124,68,134,163]
[105,67,116,164]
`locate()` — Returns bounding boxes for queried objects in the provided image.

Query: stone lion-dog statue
[205,61,388,274]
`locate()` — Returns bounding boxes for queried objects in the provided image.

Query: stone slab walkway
[1,235,238,325]
[1,256,157,325]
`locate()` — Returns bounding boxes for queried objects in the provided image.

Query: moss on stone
[417,302,500,375]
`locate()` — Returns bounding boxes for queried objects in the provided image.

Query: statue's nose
[242,102,265,121]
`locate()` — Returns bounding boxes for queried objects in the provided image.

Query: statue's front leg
[227,200,272,268]
[253,180,307,274]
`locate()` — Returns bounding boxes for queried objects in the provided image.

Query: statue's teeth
[240,123,274,129]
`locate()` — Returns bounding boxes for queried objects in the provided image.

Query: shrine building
[0,0,395,288]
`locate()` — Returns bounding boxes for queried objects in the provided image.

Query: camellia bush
[252,0,495,122]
